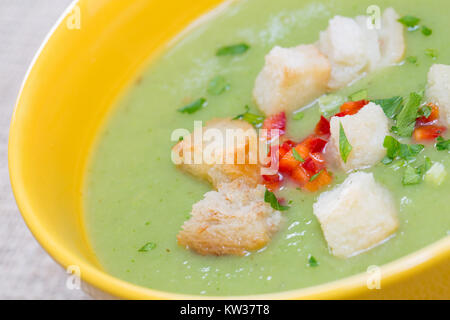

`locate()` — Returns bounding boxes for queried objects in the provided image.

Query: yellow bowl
[8,0,450,299]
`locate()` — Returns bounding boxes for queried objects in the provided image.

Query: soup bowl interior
[8,0,450,299]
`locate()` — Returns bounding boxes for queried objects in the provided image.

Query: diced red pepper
[304,136,328,153]
[416,103,440,126]
[336,100,369,117]
[303,169,333,192]
[291,166,310,186]
[315,116,331,136]
[262,112,286,140]
[413,125,447,141]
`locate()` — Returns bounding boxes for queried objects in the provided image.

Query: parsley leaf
[402,166,422,185]
[138,242,157,252]
[436,136,450,151]
[310,170,323,182]
[216,43,250,56]
[178,98,207,114]
[308,255,319,267]
[264,189,290,211]
[233,105,265,128]
[372,96,403,119]
[425,48,438,59]
[382,136,424,163]
[406,56,418,65]
[207,76,230,95]
[395,92,422,137]
[421,26,432,36]
[398,15,420,28]
[339,123,352,163]
[292,148,305,162]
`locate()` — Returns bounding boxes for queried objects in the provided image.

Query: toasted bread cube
[253,44,331,115]
[426,64,450,126]
[313,172,399,258]
[377,7,405,67]
[177,179,283,256]
[172,118,261,187]
[355,15,381,72]
[329,102,389,171]
[318,16,368,90]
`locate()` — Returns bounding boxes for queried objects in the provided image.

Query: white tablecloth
[0,0,89,300]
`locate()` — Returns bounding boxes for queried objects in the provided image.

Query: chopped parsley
[421,26,432,36]
[398,15,420,28]
[339,123,352,163]
[436,136,450,151]
[418,105,432,118]
[308,255,319,267]
[216,43,250,56]
[395,92,422,137]
[178,98,207,114]
[372,96,403,119]
[310,170,323,182]
[207,76,230,95]
[138,242,157,252]
[425,48,438,59]
[349,89,368,101]
[264,189,290,211]
[292,112,305,120]
[406,56,418,65]
[382,136,424,164]
[233,105,265,128]
[402,166,422,185]
[292,148,305,162]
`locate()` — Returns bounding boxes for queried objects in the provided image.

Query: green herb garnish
[436,136,450,151]
[425,48,438,59]
[233,105,265,128]
[339,123,352,163]
[421,26,432,36]
[310,170,323,182]
[418,105,432,118]
[292,148,305,162]
[178,98,207,114]
[308,255,319,267]
[372,96,403,119]
[402,166,422,185]
[382,136,424,164]
[264,189,290,211]
[395,92,422,137]
[349,89,368,101]
[398,15,420,28]
[138,242,157,252]
[207,76,230,95]
[292,112,305,120]
[406,56,418,65]
[216,43,250,56]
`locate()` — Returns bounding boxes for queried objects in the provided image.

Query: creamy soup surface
[85,0,450,296]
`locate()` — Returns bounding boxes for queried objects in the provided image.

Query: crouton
[177,179,283,256]
[328,102,389,171]
[253,44,331,115]
[377,7,406,67]
[317,16,368,90]
[355,15,382,72]
[313,172,399,258]
[425,64,450,126]
[172,118,261,187]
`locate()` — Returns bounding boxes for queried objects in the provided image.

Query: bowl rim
[8,0,450,300]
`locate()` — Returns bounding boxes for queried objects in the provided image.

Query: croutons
[172,118,261,187]
[253,45,331,115]
[177,179,283,256]
[328,102,390,171]
[377,7,406,67]
[425,64,450,126]
[318,16,368,90]
[313,172,399,258]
